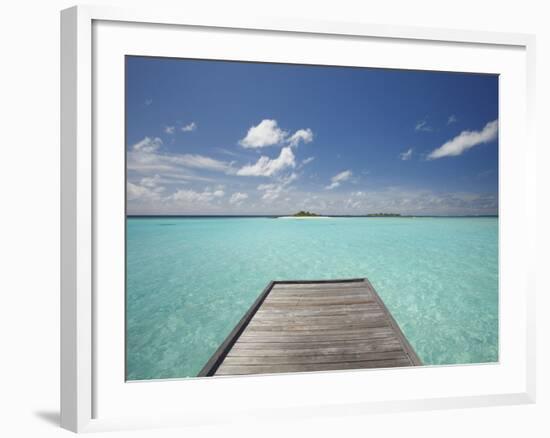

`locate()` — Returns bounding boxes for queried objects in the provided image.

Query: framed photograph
[61,5,536,433]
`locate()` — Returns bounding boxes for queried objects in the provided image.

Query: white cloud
[325,170,353,190]
[260,186,279,201]
[301,156,315,166]
[128,137,234,175]
[181,122,197,132]
[257,183,275,190]
[237,146,296,177]
[399,148,413,161]
[140,175,161,188]
[288,128,313,147]
[415,120,433,132]
[127,182,151,201]
[428,120,498,159]
[281,172,298,185]
[168,154,234,173]
[127,179,164,202]
[258,181,287,200]
[170,188,224,204]
[447,115,458,125]
[164,126,175,134]
[239,119,288,148]
[239,119,314,150]
[215,147,242,158]
[345,198,362,209]
[297,188,497,216]
[256,172,298,201]
[229,192,249,205]
[129,182,498,216]
[132,137,163,153]
[128,169,228,213]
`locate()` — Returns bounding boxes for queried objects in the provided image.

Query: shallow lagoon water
[126,217,498,380]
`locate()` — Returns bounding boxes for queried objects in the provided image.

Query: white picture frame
[60,4,536,433]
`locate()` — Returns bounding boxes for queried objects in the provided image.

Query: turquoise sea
[126,217,498,380]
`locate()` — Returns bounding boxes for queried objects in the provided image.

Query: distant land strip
[126,214,499,218]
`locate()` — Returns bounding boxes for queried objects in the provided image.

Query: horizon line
[126,214,499,218]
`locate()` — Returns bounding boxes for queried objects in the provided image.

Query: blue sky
[126,56,498,215]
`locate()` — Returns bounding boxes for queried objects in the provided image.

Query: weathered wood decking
[198,278,421,377]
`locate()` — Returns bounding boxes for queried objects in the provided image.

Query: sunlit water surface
[126,217,498,380]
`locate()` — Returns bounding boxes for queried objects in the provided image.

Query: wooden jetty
[199,278,421,377]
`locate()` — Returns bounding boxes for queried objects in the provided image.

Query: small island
[278,211,330,219]
[293,210,319,217]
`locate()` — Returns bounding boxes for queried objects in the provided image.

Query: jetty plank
[198,279,421,377]
[215,358,413,375]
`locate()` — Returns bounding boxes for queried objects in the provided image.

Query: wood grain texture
[199,279,422,376]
